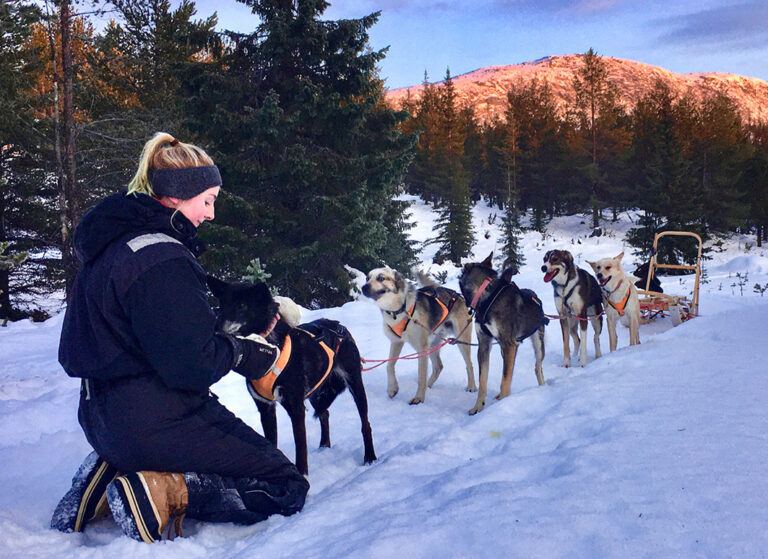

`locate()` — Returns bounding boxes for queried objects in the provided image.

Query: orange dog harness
[387,287,457,338]
[607,286,631,317]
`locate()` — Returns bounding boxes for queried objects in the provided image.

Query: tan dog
[587,253,641,350]
[362,267,476,405]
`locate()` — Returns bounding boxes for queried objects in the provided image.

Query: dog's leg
[592,316,602,359]
[286,402,309,476]
[607,311,618,352]
[630,313,641,346]
[386,340,404,398]
[569,318,581,361]
[458,325,477,392]
[316,409,331,448]
[255,399,278,447]
[559,317,571,367]
[532,328,546,386]
[578,317,589,367]
[427,347,443,388]
[497,341,518,400]
[469,329,492,415]
[345,365,377,465]
[410,331,430,405]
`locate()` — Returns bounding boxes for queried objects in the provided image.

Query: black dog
[207,276,376,475]
[632,261,663,293]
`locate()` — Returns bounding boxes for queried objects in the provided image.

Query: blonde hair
[127,132,215,196]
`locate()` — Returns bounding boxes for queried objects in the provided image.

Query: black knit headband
[149,166,222,199]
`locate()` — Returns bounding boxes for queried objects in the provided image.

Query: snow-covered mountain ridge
[386,54,768,123]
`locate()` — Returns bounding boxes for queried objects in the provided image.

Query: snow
[2,198,768,558]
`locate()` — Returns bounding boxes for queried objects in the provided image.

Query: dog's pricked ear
[481,252,493,268]
[543,250,553,262]
[207,275,229,299]
[615,251,624,261]
[394,270,406,292]
[586,260,598,272]
[253,281,271,299]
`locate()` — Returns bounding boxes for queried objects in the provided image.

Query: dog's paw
[465,384,478,393]
[387,386,398,398]
[468,401,485,415]
[494,392,510,401]
[408,396,424,405]
[562,360,571,368]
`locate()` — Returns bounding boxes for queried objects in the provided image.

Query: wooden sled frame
[637,231,702,325]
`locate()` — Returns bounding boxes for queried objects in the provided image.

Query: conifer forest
[2,1,767,319]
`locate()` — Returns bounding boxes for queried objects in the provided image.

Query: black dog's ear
[253,281,271,299]
[543,250,553,262]
[500,265,517,283]
[207,275,229,299]
[481,252,493,268]
[394,271,406,292]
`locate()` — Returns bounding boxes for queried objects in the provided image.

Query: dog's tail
[274,296,302,328]
[416,270,439,288]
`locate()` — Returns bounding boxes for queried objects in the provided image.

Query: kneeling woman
[51,132,308,543]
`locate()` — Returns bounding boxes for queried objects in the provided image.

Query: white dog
[587,252,641,350]
[362,266,476,405]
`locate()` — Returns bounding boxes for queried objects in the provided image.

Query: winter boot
[50,451,119,532]
[106,471,188,543]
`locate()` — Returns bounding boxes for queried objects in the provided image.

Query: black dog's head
[459,252,496,304]
[207,275,279,337]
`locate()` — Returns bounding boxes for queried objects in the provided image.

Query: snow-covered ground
[2,197,768,558]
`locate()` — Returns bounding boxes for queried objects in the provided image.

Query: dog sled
[637,231,702,326]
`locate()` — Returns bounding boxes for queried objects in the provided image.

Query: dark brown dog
[459,253,547,415]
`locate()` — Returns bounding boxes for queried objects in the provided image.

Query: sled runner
[637,231,702,325]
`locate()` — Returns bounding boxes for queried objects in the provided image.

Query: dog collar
[470,277,493,310]
[384,300,407,319]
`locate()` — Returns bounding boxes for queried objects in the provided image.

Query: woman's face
[165,186,220,227]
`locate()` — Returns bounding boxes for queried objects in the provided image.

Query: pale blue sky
[184,0,768,89]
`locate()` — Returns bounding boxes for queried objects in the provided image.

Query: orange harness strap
[388,292,453,338]
[304,336,335,398]
[608,287,631,317]
[388,301,417,338]
[249,335,291,401]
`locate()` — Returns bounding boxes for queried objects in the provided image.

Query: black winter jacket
[59,192,236,394]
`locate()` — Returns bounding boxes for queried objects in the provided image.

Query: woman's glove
[232,335,284,401]
[232,335,280,380]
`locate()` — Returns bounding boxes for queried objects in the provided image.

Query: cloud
[655,2,768,49]
[328,0,626,16]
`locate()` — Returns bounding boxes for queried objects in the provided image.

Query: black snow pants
[78,374,309,524]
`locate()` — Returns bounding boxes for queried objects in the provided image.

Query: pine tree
[572,48,629,228]
[431,69,474,265]
[185,0,417,306]
[0,1,59,320]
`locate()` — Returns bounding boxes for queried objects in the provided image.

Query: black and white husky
[542,249,604,367]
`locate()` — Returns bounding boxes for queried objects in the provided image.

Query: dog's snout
[540,265,547,273]
[361,283,371,297]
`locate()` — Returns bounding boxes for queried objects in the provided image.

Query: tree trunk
[758,224,764,248]
[59,0,78,300]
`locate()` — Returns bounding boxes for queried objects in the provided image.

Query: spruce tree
[0,1,59,320]
[185,0,417,306]
[431,69,474,265]
[572,48,629,228]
